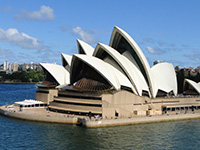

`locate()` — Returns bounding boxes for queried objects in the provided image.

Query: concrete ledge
[79,113,200,128]
[1,104,200,128]
[0,105,77,124]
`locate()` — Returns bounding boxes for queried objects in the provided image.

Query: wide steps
[49,102,102,114]
[58,91,102,99]
[54,97,102,105]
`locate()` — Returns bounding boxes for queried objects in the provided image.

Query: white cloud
[146,46,165,55]
[0,28,47,50]
[72,27,97,44]
[146,46,155,54]
[15,5,55,21]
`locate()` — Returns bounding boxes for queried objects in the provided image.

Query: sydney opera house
[35,26,200,118]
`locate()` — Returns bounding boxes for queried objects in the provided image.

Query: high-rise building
[29,62,34,70]
[8,64,12,72]
[3,61,9,71]
[13,62,19,72]
[22,63,29,71]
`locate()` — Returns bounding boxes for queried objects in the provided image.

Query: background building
[1,61,42,73]
[3,61,9,71]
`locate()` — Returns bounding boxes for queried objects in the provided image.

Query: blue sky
[0,0,200,68]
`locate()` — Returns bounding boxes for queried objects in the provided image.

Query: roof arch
[61,53,72,72]
[40,63,70,86]
[77,39,94,55]
[70,54,135,91]
[93,43,149,96]
[184,79,200,94]
[151,62,177,96]
[109,26,157,98]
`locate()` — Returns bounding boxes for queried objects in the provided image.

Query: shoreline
[79,113,200,128]
[1,105,200,128]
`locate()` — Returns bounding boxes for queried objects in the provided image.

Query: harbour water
[0,84,200,150]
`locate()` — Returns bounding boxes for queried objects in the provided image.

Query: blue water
[0,84,200,150]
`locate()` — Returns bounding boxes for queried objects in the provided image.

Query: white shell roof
[77,39,94,56]
[38,26,178,98]
[109,26,157,98]
[71,54,134,91]
[151,63,177,96]
[61,53,72,67]
[40,63,70,85]
[185,79,200,94]
[93,43,149,96]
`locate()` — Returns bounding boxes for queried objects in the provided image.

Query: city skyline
[0,1,200,67]
[1,60,42,73]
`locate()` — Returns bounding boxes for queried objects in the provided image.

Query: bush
[0,71,44,83]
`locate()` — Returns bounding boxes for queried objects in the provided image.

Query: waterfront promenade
[1,104,200,128]
[0,105,77,124]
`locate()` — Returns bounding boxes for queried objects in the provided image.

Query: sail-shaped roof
[151,62,177,96]
[184,79,200,94]
[109,26,157,98]
[39,26,178,98]
[61,53,72,72]
[93,43,149,96]
[40,63,70,85]
[77,39,94,55]
[70,54,135,91]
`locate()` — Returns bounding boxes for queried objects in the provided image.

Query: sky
[0,0,200,68]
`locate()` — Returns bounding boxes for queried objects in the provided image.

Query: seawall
[0,105,77,124]
[79,113,200,128]
[1,105,200,127]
